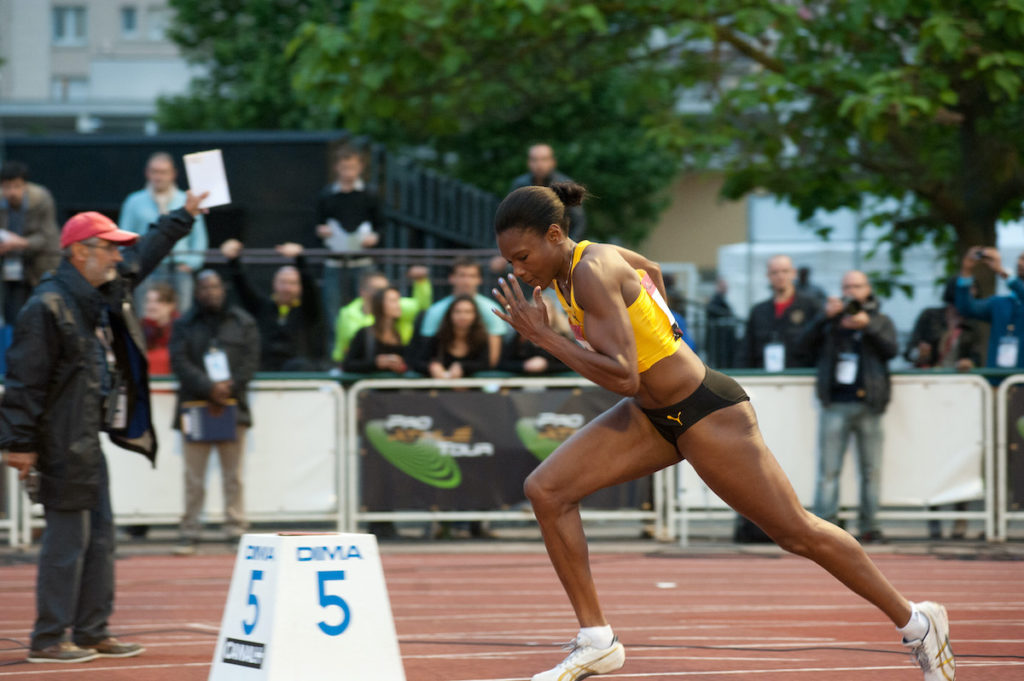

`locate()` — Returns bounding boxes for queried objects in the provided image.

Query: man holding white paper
[169,269,259,554]
[315,146,382,334]
[119,153,208,313]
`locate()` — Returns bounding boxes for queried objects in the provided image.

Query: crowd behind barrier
[4,143,1024,556]
[2,369,1021,550]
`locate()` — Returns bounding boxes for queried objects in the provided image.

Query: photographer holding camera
[955,246,1024,370]
[798,270,898,544]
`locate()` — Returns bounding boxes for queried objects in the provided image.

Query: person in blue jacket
[119,152,208,312]
[955,246,1024,370]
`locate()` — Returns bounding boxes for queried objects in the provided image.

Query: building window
[52,6,87,46]
[51,77,90,102]
[146,7,169,41]
[121,6,138,38]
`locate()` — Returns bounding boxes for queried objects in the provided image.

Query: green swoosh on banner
[1016,416,1024,441]
[365,421,462,488]
[515,418,561,461]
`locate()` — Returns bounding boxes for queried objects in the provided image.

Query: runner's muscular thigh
[528,398,680,501]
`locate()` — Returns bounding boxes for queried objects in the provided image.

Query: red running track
[0,547,1021,680]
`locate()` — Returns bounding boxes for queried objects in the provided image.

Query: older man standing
[799,271,898,544]
[0,191,205,663]
[119,152,208,312]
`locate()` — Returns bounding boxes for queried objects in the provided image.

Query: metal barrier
[996,375,1024,540]
[673,373,995,542]
[0,371,1014,546]
[345,377,668,535]
[13,379,346,544]
[2,467,18,547]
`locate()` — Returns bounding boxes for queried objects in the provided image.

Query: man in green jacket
[332,266,431,363]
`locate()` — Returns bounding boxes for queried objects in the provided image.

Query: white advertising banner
[104,380,343,521]
[680,374,989,510]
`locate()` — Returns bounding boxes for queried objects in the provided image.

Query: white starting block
[208,532,405,681]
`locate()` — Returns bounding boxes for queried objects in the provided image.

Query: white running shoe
[903,601,956,680]
[532,634,625,681]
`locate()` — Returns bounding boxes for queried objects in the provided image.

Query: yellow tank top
[553,241,682,373]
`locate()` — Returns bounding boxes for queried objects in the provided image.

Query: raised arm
[495,252,641,396]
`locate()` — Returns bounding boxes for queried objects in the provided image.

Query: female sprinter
[491,183,954,681]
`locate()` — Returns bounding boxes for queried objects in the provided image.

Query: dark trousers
[2,280,31,326]
[31,458,115,650]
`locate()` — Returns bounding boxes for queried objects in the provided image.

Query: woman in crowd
[412,294,490,378]
[342,286,409,374]
[141,281,179,375]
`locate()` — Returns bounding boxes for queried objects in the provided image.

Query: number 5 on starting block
[208,533,405,681]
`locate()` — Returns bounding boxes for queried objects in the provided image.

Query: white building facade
[0,0,198,134]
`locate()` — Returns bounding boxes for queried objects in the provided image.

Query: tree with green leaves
[289,0,1024,276]
[157,0,349,131]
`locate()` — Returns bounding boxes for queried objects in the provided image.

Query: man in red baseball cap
[1,190,206,664]
[60,212,140,287]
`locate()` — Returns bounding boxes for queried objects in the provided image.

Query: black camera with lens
[841,297,864,316]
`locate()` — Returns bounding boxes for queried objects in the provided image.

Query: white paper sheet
[324,218,373,252]
[183,149,231,208]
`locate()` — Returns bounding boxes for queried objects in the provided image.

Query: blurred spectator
[796,265,828,308]
[170,270,259,554]
[315,146,382,333]
[799,271,898,544]
[414,258,507,366]
[0,161,60,324]
[119,152,208,313]
[141,282,179,376]
[509,144,586,239]
[342,286,409,375]
[411,294,490,378]
[956,246,1024,369]
[742,255,818,370]
[220,239,325,371]
[498,295,570,374]
[905,277,982,371]
[663,274,697,352]
[332,266,431,363]
[705,278,737,367]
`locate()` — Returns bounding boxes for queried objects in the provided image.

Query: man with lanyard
[1,192,205,663]
[799,271,898,544]
[741,254,818,371]
[956,246,1024,372]
[0,161,60,325]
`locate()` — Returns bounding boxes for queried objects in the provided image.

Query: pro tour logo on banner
[515,412,586,460]
[364,415,495,488]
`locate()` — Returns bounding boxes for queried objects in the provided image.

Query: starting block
[208,532,405,681]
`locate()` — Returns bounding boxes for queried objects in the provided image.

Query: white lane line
[0,662,210,676]
[451,659,1024,681]
[401,648,815,662]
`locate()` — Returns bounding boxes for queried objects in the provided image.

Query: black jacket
[510,170,587,239]
[0,209,194,510]
[227,255,324,371]
[798,296,898,413]
[905,306,983,368]
[170,303,260,428]
[497,334,569,374]
[741,293,820,368]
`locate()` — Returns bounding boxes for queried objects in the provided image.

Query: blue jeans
[32,457,115,649]
[813,401,883,534]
